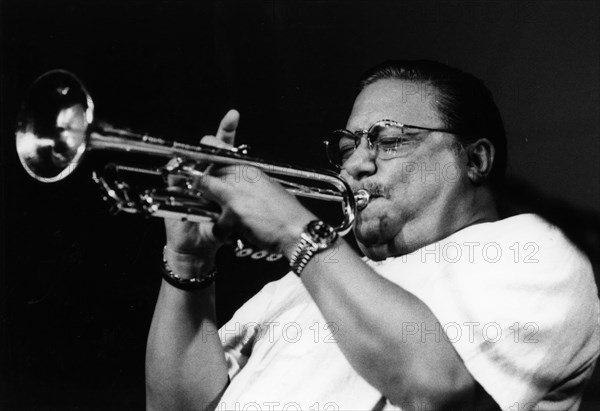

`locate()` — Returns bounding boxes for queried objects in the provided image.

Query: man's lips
[357,187,385,199]
[354,189,384,212]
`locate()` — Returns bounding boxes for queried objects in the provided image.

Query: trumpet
[15,70,369,235]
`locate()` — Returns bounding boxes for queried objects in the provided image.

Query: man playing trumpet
[146,60,599,410]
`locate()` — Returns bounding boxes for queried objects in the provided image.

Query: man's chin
[353,223,388,250]
[355,232,379,247]
[357,242,390,261]
[353,219,402,260]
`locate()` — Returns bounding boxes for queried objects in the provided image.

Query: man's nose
[341,139,377,181]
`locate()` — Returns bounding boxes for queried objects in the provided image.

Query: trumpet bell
[16,70,93,182]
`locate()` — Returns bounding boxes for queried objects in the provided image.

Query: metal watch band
[289,220,337,276]
[289,233,319,275]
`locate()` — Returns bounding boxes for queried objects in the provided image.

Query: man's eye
[377,136,406,149]
[381,131,421,142]
[338,139,356,158]
[376,141,399,154]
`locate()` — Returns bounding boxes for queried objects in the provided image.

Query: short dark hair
[359,60,507,191]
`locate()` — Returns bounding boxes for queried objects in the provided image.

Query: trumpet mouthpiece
[354,189,370,210]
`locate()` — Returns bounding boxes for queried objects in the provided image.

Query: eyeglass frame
[323,118,459,169]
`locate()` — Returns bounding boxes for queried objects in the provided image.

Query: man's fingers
[215,109,240,145]
[199,109,239,148]
[193,172,238,244]
[200,135,231,149]
[193,170,234,205]
[212,212,237,244]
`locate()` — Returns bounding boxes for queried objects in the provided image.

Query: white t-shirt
[217,214,599,410]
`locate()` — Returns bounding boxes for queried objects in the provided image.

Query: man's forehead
[346,79,442,130]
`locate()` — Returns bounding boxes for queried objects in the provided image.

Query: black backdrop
[1,0,599,409]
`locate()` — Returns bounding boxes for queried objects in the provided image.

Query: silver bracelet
[161,246,216,291]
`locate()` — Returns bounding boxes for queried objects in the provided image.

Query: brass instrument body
[16,70,369,235]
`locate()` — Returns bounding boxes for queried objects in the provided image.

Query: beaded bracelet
[161,246,216,291]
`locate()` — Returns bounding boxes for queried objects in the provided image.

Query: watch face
[307,220,338,247]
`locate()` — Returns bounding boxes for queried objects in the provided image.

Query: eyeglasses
[324,119,456,169]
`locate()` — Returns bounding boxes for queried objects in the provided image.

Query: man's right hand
[163,109,240,275]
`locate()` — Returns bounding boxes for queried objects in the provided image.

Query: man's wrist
[163,246,217,280]
[281,222,312,260]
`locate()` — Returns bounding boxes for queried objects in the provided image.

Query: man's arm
[146,111,241,410]
[296,239,493,409]
[145,253,229,411]
[197,166,492,409]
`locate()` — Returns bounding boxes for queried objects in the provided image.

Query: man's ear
[465,138,495,185]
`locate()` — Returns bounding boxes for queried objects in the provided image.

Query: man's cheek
[399,161,419,183]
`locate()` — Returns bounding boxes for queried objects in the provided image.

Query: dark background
[1,0,599,409]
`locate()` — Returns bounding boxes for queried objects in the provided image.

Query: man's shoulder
[464,213,578,252]
[480,213,552,236]
[373,213,593,285]
[459,213,591,272]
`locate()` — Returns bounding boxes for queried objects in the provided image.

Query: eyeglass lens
[327,122,419,167]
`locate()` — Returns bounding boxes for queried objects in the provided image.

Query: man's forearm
[298,240,477,408]
[146,281,229,411]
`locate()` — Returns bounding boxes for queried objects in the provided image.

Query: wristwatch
[289,220,338,276]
